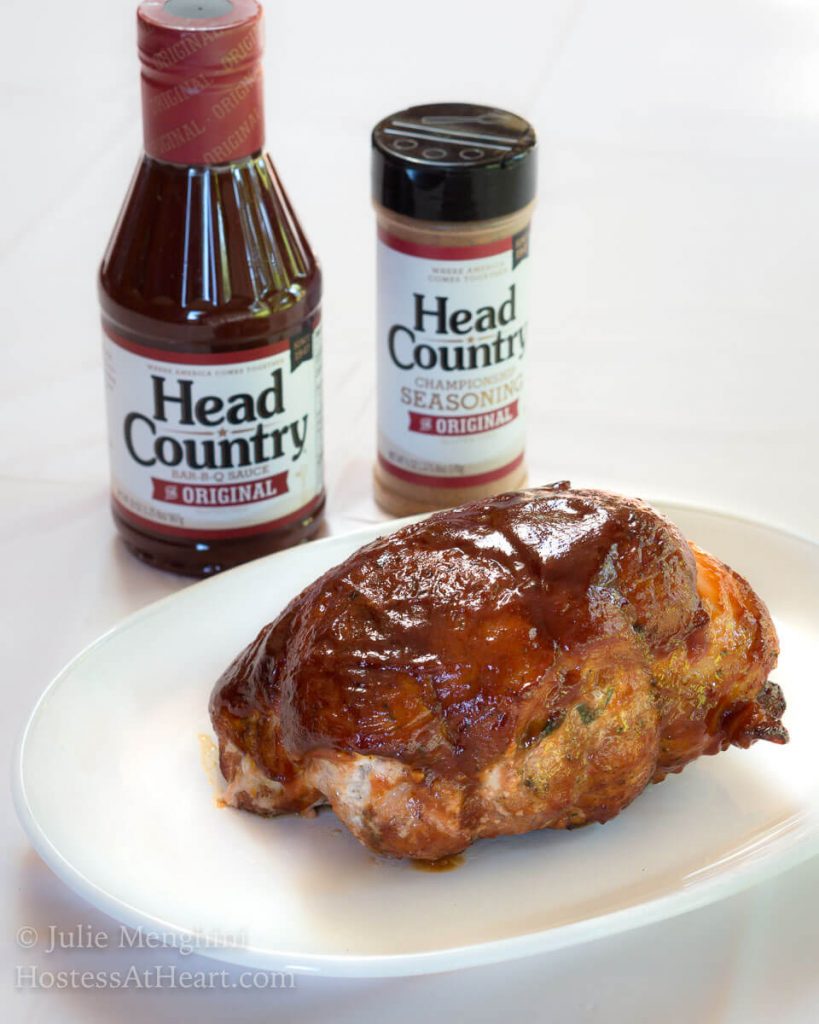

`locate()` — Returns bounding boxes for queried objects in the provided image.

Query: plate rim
[12,500,819,978]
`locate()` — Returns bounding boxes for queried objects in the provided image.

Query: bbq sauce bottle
[100,0,324,576]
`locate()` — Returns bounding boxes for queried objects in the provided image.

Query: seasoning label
[377,229,529,488]
[103,323,323,538]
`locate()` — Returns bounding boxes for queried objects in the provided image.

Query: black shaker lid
[372,102,537,223]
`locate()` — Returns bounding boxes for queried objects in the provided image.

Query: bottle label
[103,321,323,538]
[377,227,530,489]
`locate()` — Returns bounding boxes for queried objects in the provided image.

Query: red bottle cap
[138,0,265,165]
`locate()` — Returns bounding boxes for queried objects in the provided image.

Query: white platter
[12,502,819,977]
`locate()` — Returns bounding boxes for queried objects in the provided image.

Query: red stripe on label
[408,400,519,438]
[378,228,513,262]
[151,472,290,508]
[378,452,524,489]
[112,495,322,539]
[104,328,292,365]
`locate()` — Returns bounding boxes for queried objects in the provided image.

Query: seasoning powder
[372,103,537,515]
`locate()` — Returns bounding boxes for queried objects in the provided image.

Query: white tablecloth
[2,0,818,1019]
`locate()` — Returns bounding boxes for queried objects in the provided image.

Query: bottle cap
[372,102,537,223]
[137,0,264,165]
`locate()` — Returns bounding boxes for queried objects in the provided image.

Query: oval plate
[12,502,819,977]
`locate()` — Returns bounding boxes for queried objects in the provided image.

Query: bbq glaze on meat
[210,484,787,860]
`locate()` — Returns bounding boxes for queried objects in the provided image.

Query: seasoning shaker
[372,102,537,515]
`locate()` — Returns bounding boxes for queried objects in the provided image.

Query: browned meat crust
[210,484,785,859]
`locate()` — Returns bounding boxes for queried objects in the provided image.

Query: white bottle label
[377,227,530,488]
[103,322,323,537]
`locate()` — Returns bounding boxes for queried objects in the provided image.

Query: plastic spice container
[372,102,537,515]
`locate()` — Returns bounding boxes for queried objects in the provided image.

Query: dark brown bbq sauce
[100,153,325,575]
[214,485,703,780]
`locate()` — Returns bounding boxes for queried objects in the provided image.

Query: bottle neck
[140,57,264,166]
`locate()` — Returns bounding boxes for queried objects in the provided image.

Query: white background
[2,0,819,1020]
